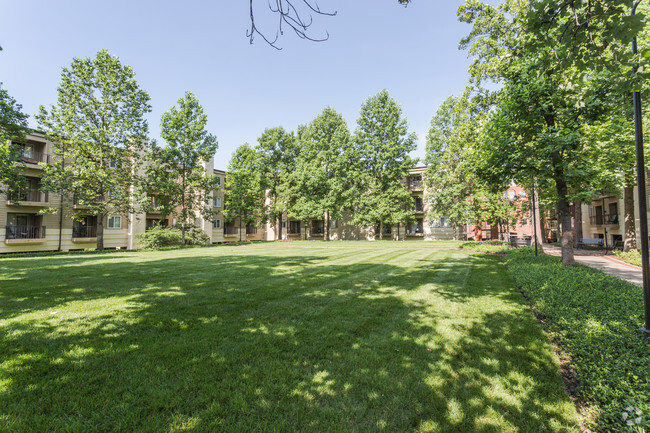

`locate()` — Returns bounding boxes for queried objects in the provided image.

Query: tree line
[423,0,649,266]
[223,90,418,241]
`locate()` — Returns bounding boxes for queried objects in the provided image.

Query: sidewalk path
[542,244,643,287]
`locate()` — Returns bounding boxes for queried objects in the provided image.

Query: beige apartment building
[2,134,455,253]
[0,131,224,253]
[579,187,650,248]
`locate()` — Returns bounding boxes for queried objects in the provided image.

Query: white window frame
[213,197,221,207]
[107,215,122,229]
[213,219,221,229]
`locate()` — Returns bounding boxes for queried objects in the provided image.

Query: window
[108,189,121,199]
[519,191,526,198]
[213,197,221,207]
[215,176,221,186]
[329,219,338,229]
[213,219,221,229]
[508,191,515,199]
[522,218,528,226]
[108,160,120,169]
[289,220,301,234]
[282,221,287,228]
[107,215,122,229]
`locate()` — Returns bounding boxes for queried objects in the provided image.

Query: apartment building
[1,131,224,253]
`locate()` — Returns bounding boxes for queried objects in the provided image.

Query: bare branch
[248,0,337,49]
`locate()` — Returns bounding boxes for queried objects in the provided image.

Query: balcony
[224,226,238,237]
[7,190,48,206]
[590,214,619,226]
[19,150,50,165]
[72,226,97,240]
[5,225,47,243]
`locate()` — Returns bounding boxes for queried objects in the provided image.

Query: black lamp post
[632,0,650,335]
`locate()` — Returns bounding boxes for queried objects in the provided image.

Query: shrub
[136,227,182,249]
[614,249,642,267]
[184,227,211,246]
[504,249,649,432]
[460,240,511,253]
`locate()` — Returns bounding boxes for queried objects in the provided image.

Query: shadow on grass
[0,250,578,432]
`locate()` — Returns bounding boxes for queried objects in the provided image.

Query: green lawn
[0,242,579,432]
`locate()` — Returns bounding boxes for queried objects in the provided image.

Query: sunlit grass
[0,242,579,432]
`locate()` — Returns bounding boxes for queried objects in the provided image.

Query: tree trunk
[325,212,329,241]
[532,186,544,254]
[397,222,400,240]
[490,225,498,240]
[624,185,637,251]
[556,179,575,265]
[96,217,104,250]
[303,220,307,240]
[379,221,383,240]
[474,224,482,241]
[181,222,186,245]
[574,199,583,246]
[277,215,283,240]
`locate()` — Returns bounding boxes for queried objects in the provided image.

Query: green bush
[504,249,649,432]
[460,240,511,253]
[136,227,182,249]
[614,249,642,267]
[184,227,211,246]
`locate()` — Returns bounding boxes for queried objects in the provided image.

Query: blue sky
[0,1,487,170]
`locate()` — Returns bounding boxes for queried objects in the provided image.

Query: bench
[577,238,604,247]
[509,238,531,248]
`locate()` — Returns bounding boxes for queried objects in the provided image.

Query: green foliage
[36,49,152,250]
[286,107,354,239]
[614,249,642,267]
[224,143,267,241]
[256,127,298,238]
[144,91,219,244]
[351,90,416,233]
[425,95,511,238]
[504,249,650,432]
[460,240,511,253]
[136,226,183,249]
[0,83,29,198]
[184,227,211,246]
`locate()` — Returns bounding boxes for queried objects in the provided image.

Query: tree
[223,144,267,242]
[0,83,29,198]
[351,90,416,238]
[144,91,219,245]
[256,127,298,239]
[289,107,353,240]
[36,49,151,250]
[425,95,513,242]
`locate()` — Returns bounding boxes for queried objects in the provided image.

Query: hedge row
[504,249,649,432]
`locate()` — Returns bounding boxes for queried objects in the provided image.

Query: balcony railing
[8,190,47,203]
[590,214,619,226]
[19,150,50,164]
[224,226,238,235]
[72,226,97,238]
[6,225,46,240]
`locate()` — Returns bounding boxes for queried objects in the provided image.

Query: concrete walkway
[543,244,643,286]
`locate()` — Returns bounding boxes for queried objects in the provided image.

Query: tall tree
[256,127,298,240]
[223,144,267,242]
[290,107,353,240]
[0,83,29,198]
[144,91,219,244]
[351,90,416,238]
[425,95,512,242]
[36,49,151,250]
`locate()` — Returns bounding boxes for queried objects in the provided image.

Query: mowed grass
[0,242,580,432]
